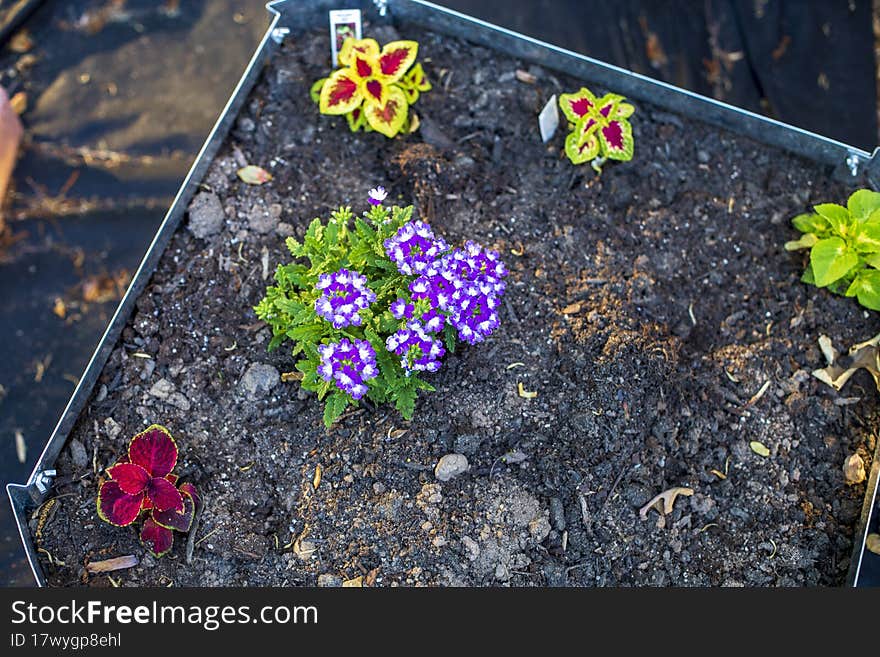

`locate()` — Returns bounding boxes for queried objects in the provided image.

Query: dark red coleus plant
[97,425,199,558]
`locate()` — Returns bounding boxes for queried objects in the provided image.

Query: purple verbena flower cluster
[384,221,449,276]
[317,338,378,400]
[386,321,445,374]
[402,240,508,345]
[314,268,376,329]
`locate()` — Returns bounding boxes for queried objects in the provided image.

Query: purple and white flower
[314,268,376,329]
[386,321,445,374]
[368,186,388,206]
[384,221,449,276]
[317,338,378,400]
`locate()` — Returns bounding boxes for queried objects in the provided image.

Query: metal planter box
[8,0,880,587]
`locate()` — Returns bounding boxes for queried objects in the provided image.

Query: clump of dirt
[35,22,878,587]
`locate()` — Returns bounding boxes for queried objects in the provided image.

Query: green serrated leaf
[847,189,880,222]
[393,383,418,420]
[853,221,880,254]
[813,203,851,234]
[846,268,880,311]
[323,391,350,428]
[791,212,829,235]
[810,236,859,287]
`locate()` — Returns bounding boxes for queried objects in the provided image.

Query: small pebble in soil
[248,202,281,235]
[434,453,469,482]
[317,573,342,587]
[239,362,280,398]
[186,191,225,239]
[68,439,88,469]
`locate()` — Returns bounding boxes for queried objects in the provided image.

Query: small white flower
[368,186,388,205]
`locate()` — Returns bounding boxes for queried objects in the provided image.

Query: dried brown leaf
[639,486,694,520]
[86,555,139,573]
[515,69,536,84]
[843,454,866,485]
[867,534,880,555]
[237,165,273,185]
[10,92,27,115]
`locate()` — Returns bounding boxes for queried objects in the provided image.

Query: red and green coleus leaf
[398,63,431,104]
[140,474,177,510]
[565,123,601,164]
[360,76,388,107]
[319,68,364,115]
[338,37,380,67]
[146,476,184,513]
[346,106,371,132]
[152,482,199,533]
[598,118,634,161]
[97,480,143,527]
[140,518,174,558]
[377,41,418,82]
[364,85,409,138]
[106,462,150,495]
[129,424,178,478]
[559,87,598,122]
[561,87,635,165]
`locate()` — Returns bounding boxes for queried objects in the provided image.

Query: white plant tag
[329,9,363,67]
[538,94,559,143]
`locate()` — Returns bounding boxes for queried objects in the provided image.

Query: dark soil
[35,21,879,587]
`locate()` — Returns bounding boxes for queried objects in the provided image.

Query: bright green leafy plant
[311,37,431,138]
[559,87,634,171]
[255,188,508,427]
[786,189,880,310]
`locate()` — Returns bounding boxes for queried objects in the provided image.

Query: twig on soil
[688,301,696,326]
[600,461,630,511]
[187,496,207,564]
[743,380,771,408]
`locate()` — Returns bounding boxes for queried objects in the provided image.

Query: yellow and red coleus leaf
[360,76,388,107]
[97,480,143,527]
[599,118,634,161]
[128,424,177,478]
[338,37,380,67]
[319,68,363,115]
[561,87,635,165]
[346,106,370,132]
[398,63,431,104]
[152,482,198,533]
[559,87,598,122]
[377,41,418,82]
[140,518,174,558]
[364,84,409,138]
[565,124,601,164]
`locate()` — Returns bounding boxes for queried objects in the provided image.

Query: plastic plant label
[538,94,559,143]
[329,9,363,67]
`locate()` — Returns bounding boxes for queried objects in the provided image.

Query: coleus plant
[559,87,635,169]
[311,37,431,138]
[97,425,199,558]
[255,187,508,427]
[785,189,880,311]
